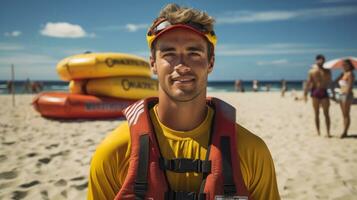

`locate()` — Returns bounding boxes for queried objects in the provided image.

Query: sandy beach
[1,91,357,200]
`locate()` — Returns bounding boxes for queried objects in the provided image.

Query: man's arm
[236,124,280,200]
[248,139,280,200]
[304,71,313,102]
[87,122,131,200]
[327,70,337,101]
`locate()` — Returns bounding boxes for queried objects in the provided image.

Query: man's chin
[169,90,202,102]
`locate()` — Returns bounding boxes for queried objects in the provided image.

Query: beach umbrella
[323,57,357,69]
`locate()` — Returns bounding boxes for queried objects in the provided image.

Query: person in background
[304,54,333,137]
[266,84,271,92]
[334,59,355,138]
[6,80,14,94]
[24,78,31,93]
[31,81,43,93]
[252,80,259,92]
[281,79,287,97]
[234,79,245,92]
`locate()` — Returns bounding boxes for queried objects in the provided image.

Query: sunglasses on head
[146,18,217,49]
[147,18,215,36]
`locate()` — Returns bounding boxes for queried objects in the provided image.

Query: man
[88,4,279,200]
[304,55,333,137]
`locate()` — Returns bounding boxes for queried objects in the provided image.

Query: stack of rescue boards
[32,52,158,119]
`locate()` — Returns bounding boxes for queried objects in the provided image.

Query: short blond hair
[153,3,215,33]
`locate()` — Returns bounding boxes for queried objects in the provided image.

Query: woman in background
[335,59,355,138]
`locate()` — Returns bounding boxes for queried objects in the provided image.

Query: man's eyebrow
[159,46,176,52]
[187,46,205,52]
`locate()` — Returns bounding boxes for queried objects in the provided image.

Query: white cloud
[94,23,148,32]
[216,6,357,24]
[257,59,289,66]
[216,43,357,56]
[40,22,94,38]
[217,11,296,24]
[0,43,24,51]
[125,23,148,32]
[4,31,22,37]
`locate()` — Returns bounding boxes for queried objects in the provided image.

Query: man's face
[151,28,214,102]
[316,58,325,67]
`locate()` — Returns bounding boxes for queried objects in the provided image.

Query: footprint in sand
[61,190,67,198]
[0,155,7,162]
[12,190,27,200]
[70,176,85,181]
[45,143,59,150]
[41,190,49,200]
[38,157,51,164]
[0,171,18,180]
[19,180,40,188]
[86,139,95,145]
[72,181,88,190]
[2,141,16,145]
[50,150,70,158]
[54,179,67,187]
[26,153,38,158]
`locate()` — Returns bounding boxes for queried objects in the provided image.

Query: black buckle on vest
[165,191,206,200]
[159,158,211,173]
[223,184,237,195]
[134,181,148,197]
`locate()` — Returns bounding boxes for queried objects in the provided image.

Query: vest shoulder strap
[134,134,149,199]
[221,136,237,195]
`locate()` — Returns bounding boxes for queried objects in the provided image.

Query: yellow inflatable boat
[69,77,158,100]
[57,52,152,81]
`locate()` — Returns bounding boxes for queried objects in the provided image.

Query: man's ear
[208,54,215,74]
[150,55,157,75]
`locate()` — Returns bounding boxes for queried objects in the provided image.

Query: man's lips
[171,76,195,83]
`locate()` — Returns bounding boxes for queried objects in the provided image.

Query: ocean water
[0,80,68,94]
[0,80,314,94]
[207,80,305,92]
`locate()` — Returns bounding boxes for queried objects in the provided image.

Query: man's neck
[316,64,324,70]
[156,93,208,131]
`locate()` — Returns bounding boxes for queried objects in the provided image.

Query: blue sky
[1,0,357,81]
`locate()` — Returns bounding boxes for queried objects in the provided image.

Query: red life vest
[115,97,252,200]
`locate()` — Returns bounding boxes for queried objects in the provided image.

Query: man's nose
[174,54,191,73]
[174,63,191,74]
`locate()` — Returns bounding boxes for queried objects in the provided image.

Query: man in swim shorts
[304,54,333,137]
[87,3,280,200]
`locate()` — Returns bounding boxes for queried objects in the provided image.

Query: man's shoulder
[93,121,131,160]
[309,66,318,74]
[235,123,270,154]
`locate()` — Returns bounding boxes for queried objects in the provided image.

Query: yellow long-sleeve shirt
[87,105,280,200]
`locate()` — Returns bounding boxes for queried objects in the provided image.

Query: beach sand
[0,92,356,199]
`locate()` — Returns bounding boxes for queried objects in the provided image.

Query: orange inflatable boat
[32,92,135,119]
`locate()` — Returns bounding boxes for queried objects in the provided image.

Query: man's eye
[163,53,175,57]
[189,52,201,57]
